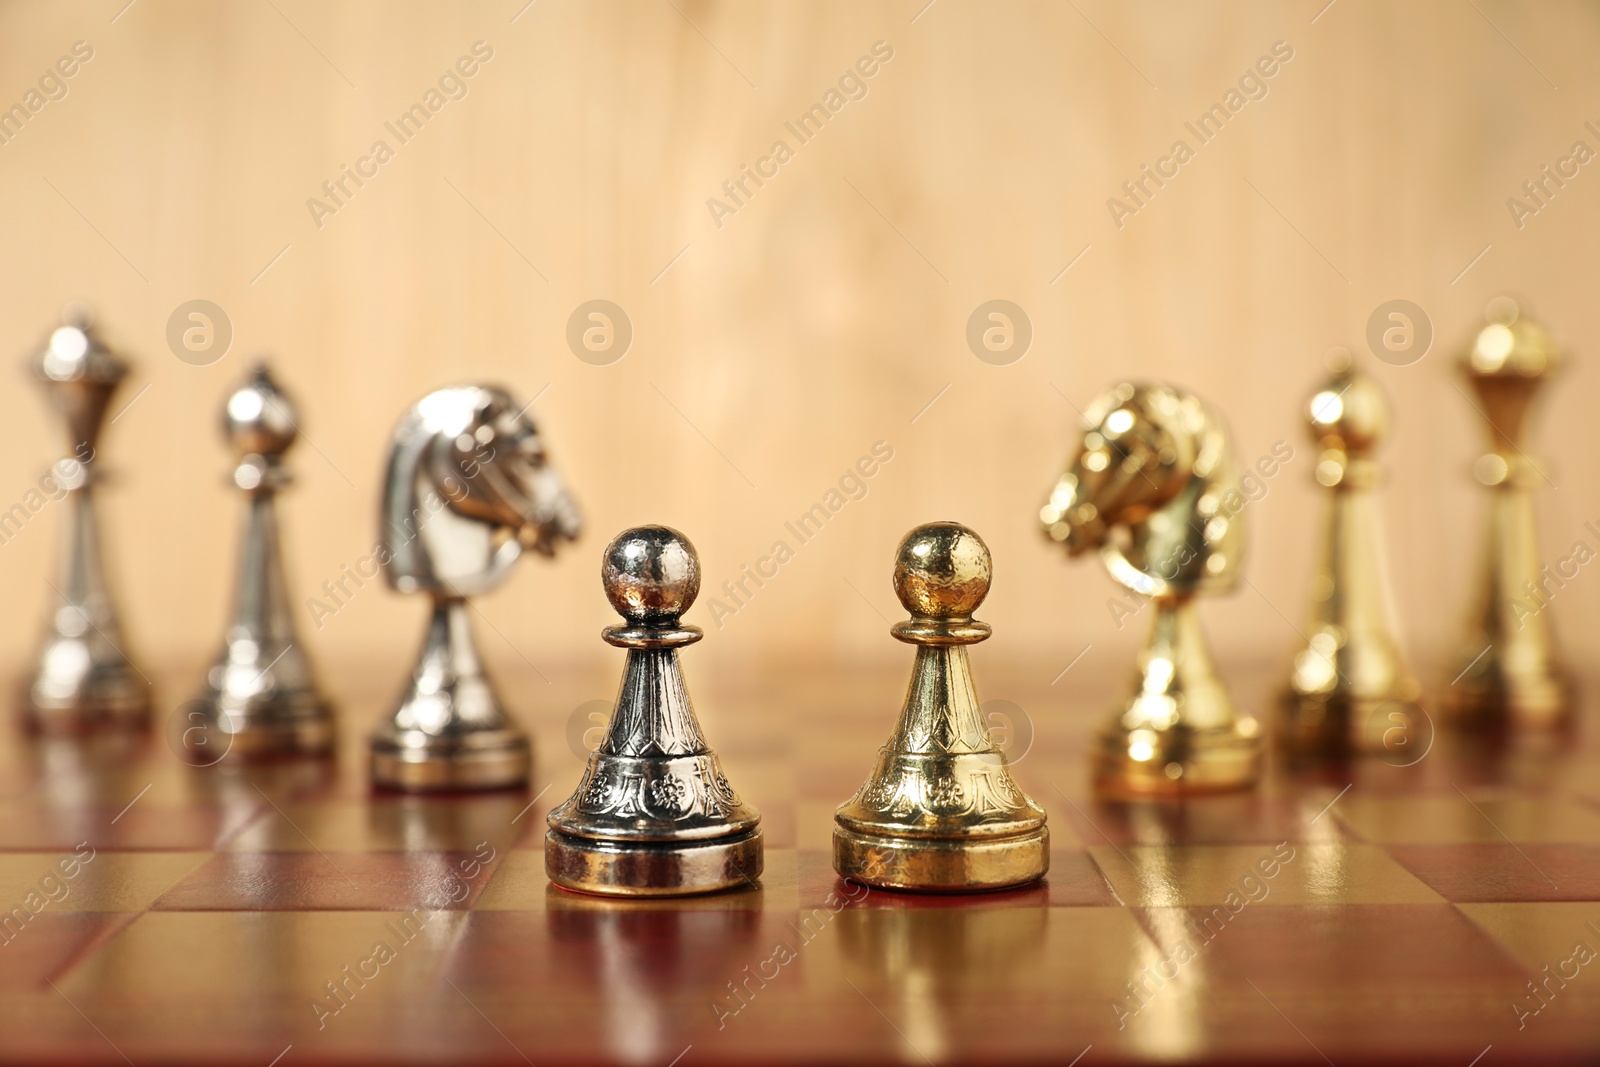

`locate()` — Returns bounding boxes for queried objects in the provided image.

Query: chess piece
[371,385,581,791]
[546,526,761,897]
[1040,382,1261,795]
[1280,351,1424,758]
[188,363,335,759]
[1445,298,1572,731]
[834,522,1047,892]
[22,306,149,733]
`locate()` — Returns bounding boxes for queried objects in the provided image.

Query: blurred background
[1,0,1597,716]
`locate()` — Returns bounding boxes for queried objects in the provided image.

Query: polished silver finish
[188,363,335,760]
[22,307,149,733]
[547,525,762,896]
[371,384,580,791]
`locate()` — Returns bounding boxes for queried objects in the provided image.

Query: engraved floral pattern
[581,773,612,809]
[570,756,754,823]
[648,773,689,813]
[861,778,899,811]
[851,766,1033,820]
[927,775,965,810]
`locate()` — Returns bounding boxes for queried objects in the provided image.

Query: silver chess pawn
[22,306,149,733]
[546,526,762,897]
[189,363,335,759]
[371,385,580,791]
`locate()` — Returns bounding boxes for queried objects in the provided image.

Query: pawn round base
[832,825,1049,893]
[185,700,336,763]
[545,828,764,897]
[1278,692,1430,763]
[1094,726,1262,797]
[370,731,530,793]
[24,692,149,736]
[1443,677,1574,734]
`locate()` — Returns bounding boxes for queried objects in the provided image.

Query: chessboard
[3,655,1599,1067]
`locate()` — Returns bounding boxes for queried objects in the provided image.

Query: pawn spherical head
[602,524,700,624]
[224,362,298,458]
[893,521,991,618]
[41,324,93,381]
[1467,296,1559,378]
[36,305,125,386]
[1307,354,1389,455]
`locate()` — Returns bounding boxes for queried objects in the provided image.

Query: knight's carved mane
[380,385,526,597]
[1049,382,1244,600]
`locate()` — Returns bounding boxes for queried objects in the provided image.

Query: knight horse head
[1040,381,1243,603]
[381,385,581,599]
[371,384,581,792]
[1039,381,1259,796]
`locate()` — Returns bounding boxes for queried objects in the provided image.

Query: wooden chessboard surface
[3,656,1599,1066]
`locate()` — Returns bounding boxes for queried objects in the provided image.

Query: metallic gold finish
[1280,351,1424,758]
[188,364,335,760]
[1041,382,1262,795]
[547,525,762,896]
[834,522,1048,892]
[22,307,149,733]
[1445,298,1573,731]
[370,385,581,791]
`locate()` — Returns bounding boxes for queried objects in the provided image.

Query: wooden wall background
[0,0,1597,713]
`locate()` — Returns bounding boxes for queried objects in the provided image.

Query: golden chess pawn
[834,522,1048,892]
[1445,298,1573,731]
[1280,351,1425,758]
[1040,382,1262,795]
[546,525,762,897]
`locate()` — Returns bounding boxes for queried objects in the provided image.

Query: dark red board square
[1388,845,1600,903]
[152,851,501,911]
